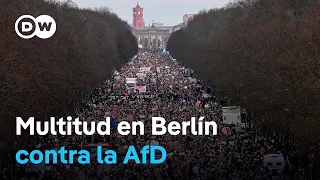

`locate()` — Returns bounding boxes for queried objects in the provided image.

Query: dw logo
[15,15,56,39]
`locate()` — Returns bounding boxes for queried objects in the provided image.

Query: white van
[263,154,285,171]
[222,106,245,127]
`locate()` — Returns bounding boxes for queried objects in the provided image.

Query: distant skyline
[71,0,232,26]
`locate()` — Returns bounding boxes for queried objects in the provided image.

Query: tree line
[167,0,320,167]
[0,0,137,162]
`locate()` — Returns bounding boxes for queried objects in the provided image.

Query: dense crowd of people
[6,50,303,180]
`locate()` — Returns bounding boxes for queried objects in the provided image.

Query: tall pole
[0,155,1,177]
[152,51,159,92]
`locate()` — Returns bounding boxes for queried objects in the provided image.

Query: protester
[12,49,293,180]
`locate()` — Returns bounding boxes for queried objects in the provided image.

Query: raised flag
[110,117,117,131]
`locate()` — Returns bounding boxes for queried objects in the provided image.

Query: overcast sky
[71,0,232,26]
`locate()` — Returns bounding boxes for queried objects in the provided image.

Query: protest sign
[136,73,146,78]
[188,77,197,83]
[152,104,158,111]
[139,115,146,119]
[126,78,137,84]
[134,86,147,93]
[139,67,150,72]
[114,75,120,80]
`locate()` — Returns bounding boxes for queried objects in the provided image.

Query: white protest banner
[134,86,147,93]
[202,93,210,98]
[136,73,146,78]
[139,67,150,72]
[114,75,120,80]
[126,78,137,84]
[152,104,158,111]
[139,115,146,119]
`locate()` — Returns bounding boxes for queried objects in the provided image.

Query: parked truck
[222,106,246,127]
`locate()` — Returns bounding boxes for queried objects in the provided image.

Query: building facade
[131,4,197,48]
[133,26,173,48]
[131,3,173,48]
